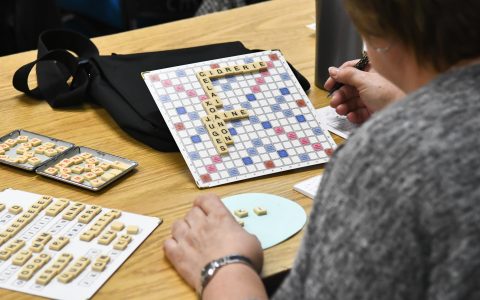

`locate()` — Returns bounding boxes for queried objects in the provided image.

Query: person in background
[164,0,480,299]
[56,0,257,34]
[56,0,124,29]
[0,0,60,56]
[196,0,246,16]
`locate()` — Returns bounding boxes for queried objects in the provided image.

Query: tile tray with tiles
[0,188,160,300]
[0,130,137,191]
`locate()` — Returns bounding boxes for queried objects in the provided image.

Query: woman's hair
[344,0,480,71]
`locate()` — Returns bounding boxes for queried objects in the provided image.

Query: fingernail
[328,67,338,77]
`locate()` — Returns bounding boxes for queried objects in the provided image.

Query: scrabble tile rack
[0,129,74,171]
[36,146,138,191]
[0,130,138,191]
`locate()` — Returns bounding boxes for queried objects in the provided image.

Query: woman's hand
[325,60,405,124]
[164,193,263,293]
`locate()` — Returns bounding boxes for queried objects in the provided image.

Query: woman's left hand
[164,193,263,293]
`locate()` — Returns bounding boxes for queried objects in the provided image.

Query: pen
[327,52,369,97]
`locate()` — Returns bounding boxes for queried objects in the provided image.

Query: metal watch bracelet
[199,254,257,297]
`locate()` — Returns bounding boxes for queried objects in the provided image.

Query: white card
[293,174,323,199]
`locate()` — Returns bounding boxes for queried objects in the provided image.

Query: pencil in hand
[327,52,369,97]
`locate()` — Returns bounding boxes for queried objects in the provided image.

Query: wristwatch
[199,254,257,297]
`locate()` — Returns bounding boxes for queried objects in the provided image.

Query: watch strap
[199,254,257,297]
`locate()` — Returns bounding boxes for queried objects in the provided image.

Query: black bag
[13,29,310,152]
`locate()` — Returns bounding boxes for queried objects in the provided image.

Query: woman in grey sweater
[164,0,480,299]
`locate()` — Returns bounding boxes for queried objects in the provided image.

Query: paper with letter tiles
[143,50,336,188]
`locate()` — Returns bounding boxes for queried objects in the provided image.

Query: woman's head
[344,0,480,71]
[343,0,480,90]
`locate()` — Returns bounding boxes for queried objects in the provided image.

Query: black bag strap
[13,29,99,107]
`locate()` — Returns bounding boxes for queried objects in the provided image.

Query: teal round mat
[223,193,307,249]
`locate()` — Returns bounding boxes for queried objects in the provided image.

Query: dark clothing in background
[0,0,60,56]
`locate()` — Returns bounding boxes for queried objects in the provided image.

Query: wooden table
[0,0,341,298]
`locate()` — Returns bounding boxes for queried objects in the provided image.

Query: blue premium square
[277,150,289,158]
[175,69,187,77]
[275,96,286,103]
[221,83,232,91]
[176,107,187,115]
[228,168,240,176]
[299,153,310,162]
[312,127,324,135]
[261,121,272,129]
[226,75,237,83]
[252,138,263,147]
[229,128,238,136]
[295,115,306,122]
[241,102,252,109]
[264,144,276,153]
[191,135,202,143]
[160,95,171,102]
[188,112,200,120]
[232,120,243,127]
[242,157,253,165]
[280,73,291,80]
[271,104,281,112]
[247,148,258,156]
[195,126,207,135]
[188,151,200,160]
[283,109,293,117]
[249,115,260,124]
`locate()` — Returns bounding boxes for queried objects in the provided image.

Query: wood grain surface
[0,0,343,298]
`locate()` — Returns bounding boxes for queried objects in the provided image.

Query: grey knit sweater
[273,64,480,300]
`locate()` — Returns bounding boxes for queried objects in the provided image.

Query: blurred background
[0,0,267,56]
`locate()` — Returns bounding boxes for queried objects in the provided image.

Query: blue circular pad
[223,193,307,249]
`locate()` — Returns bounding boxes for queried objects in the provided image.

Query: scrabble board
[0,189,161,300]
[143,50,336,188]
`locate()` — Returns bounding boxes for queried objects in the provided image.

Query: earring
[372,44,391,53]
[363,39,392,53]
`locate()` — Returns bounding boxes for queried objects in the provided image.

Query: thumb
[329,66,366,89]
